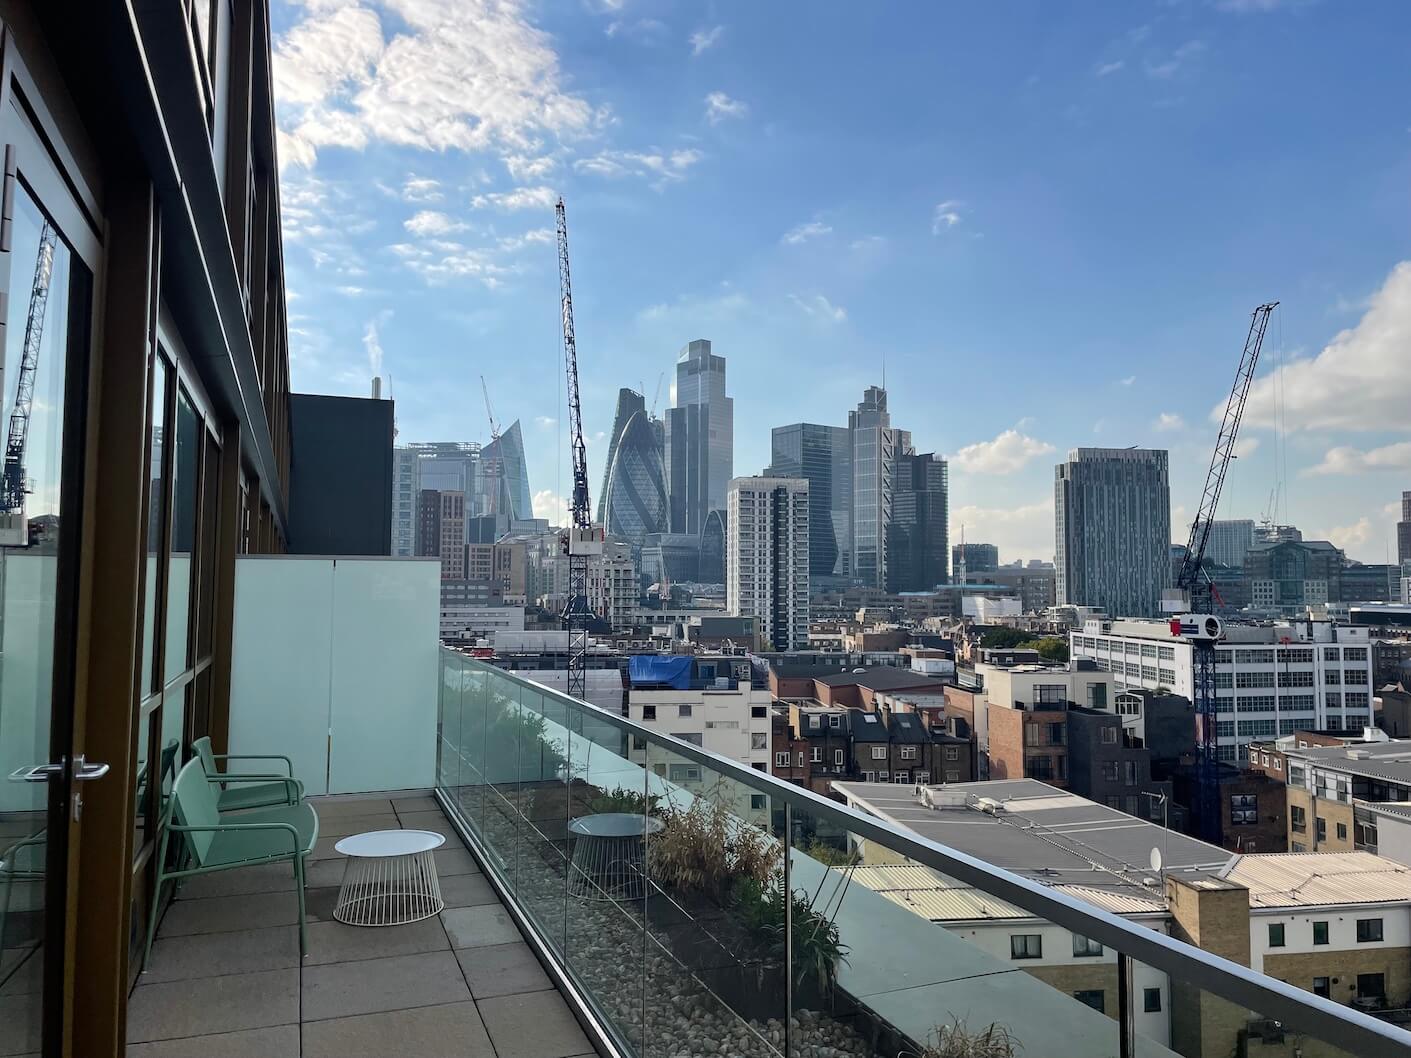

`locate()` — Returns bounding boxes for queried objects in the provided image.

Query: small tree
[1019,637,1069,664]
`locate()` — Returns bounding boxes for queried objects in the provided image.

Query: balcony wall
[434,649,1409,1058]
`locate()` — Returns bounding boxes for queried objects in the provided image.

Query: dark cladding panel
[288,393,393,555]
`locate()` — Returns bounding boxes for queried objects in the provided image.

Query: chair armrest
[206,774,304,803]
[213,753,294,777]
[169,820,301,856]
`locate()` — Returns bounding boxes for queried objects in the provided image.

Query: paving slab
[126,968,298,1043]
[304,916,449,966]
[477,989,592,1058]
[125,1024,300,1057]
[301,950,470,1021]
[454,942,552,999]
[302,999,497,1058]
[142,925,299,983]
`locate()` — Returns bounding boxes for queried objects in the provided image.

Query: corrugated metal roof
[1223,852,1411,908]
[846,864,1166,921]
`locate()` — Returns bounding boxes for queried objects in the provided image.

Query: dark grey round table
[567,812,664,901]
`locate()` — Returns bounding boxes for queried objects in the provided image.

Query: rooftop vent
[976,797,1007,815]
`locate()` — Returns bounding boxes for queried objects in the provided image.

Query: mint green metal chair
[192,736,303,812]
[143,759,319,970]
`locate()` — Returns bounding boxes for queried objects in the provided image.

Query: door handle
[9,754,110,783]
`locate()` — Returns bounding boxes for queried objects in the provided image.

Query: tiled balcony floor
[127,793,598,1058]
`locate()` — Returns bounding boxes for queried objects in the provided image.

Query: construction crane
[1166,301,1277,844]
[556,198,603,701]
[0,221,58,547]
[480,375,502,520]
[649,372,664,418]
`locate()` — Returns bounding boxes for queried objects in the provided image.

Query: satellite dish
[1150,847,1164,874]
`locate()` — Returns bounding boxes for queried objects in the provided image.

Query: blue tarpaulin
[628,654,693,688]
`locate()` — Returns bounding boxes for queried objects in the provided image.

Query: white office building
[1070,618,1374,762]
[727,477,810,651]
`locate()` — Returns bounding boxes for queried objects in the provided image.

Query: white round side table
[333,829,446,926]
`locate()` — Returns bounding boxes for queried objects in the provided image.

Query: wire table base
[333,830,446,927]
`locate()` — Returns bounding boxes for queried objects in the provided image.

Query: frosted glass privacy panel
[327,558,439,794]
[229,557,335,794]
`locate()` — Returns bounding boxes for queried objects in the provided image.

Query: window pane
[140,360,168,692]
[164,388,199,682]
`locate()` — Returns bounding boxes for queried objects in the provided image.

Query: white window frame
[871,746,888,760]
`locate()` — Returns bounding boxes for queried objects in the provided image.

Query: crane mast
[480,375,501,520]
[1167,301,1277,845]
[555,198,601,701]
[0,221,57,545]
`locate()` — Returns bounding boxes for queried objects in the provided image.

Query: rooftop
[1221,852,1411,909]
[814,668,945,690]
[832,779,1230,900]
[1285,740,1411,785]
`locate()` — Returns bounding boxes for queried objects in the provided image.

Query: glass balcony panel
[564,695,648,1051]
[643,740,786,1058]
[458,662,487,836]
[436,649,460,795]
[480,675,525,880]
[514,685,570,946]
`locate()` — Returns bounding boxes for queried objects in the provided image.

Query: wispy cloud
[1305,442,1411,476]
[575,148,704,187]
[789,293,847,323]
[401,175,443,203]
[1119,375,1137,386]
[1146,40,1206,79]
[782,219,832,245]
[690,25,725,55]
[932,199,964,234]
[705,91,749,125]
[404,210,466,236]
[1095,60,1125,77]
[1153,412,1186,432]
[470,185,558,211]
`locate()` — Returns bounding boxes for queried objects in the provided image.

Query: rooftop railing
[435,647,1411,1058]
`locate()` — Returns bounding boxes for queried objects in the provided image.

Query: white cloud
[1095,60,1125,76]
[1145,40,1205,79]
[1321,516,1374,557]
[637,287,748,325]
[574,148,703,186]
[503,154,557,181]
[1243,262,1411,433]
[951,429,1056,475]
[1153,412,1186,432]
[1216,0,1299,11]
[782,220,831,245]
[534,415,557,429]
[533,489,569,525]
[495,228,554,252]
[690,25,724,55]
[387,239,515,288]
[1305,442,1411,476]
[1119,375,1137,386]
[605,18,668,41]
[1232,436,1261,459]
[705,91,748,125]
[403,210,466,236]
[470,185,558,211]
[401,175,442,202]
[932,200,964,234]
[788,293,847,323]
[273,1,598,171]
[951,501,1055,563]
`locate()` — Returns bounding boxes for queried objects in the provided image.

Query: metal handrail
[446,650,1411,1056]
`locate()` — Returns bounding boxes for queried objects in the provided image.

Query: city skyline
[273,1,1411,563]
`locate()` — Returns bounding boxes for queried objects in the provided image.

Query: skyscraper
[391,440,531,555]
[598,388,646,525]
[952,542,999,579]
[481,421,532,522]
[1055,448,1171,618]
[765,422,852,582]
[727,477,809,650]
[601,404,667,551]
[1398,490,1411,568]
[1205,519,1255,569]
[665,339,732,534]
[886,452,949,593]
[849,386,910,589]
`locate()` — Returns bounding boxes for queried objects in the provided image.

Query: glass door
[0,63,99,1058]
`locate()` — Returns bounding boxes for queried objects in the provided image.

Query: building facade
[1054,447,1170,618]
[665,339,731,534]
[953,542,1000,579]
[766,421,852,582]
[886,452,949,593]
[1399,491,1411,568]
[849,386,911,589]
[480,420,532,523]
[1244,538,1345,613]
[1206,519,1256,569]
[601,402,667,552]
[726,477,810,650]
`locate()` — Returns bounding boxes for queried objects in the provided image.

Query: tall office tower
[392,448,419,556]
[391,442,492,555]
[601,401,667,551]
[848,386,910,589]
[1398,490,1411,567]
[765,422,852,583]
[700,509,727,584]
[951,542,999,579]
[481,421,532,522]
[727,477,809,650]
[1206,519,1256,569]
[415,489,466,579]
[599,389,647,524]
[886,453,949,592]
[665,339,733,534]
[1054,448,1171,618]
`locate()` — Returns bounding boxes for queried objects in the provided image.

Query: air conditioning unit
[976,797,1006,814]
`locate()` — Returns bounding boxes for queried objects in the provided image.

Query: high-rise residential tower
[765,422,852,582]
[1055,448,1171,618]
[849,386,910,589]
[1205,518,1256,569]
[665,339,732,535]
[727,477,809,650]
[886,452,949,592]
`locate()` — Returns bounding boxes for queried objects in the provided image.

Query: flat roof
[1285,741,1411,785]
[1222,852,1411,908]
[833,778,1229,900]
[815,668,945,690]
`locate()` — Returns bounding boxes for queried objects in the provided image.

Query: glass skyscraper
[849,386,910,589]
[482,420,532,522]
[665,339,732,534]
[602,405,667,551]
[766,422,851,582]
[886,452,949,592]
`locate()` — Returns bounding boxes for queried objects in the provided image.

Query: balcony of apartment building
[82,558,1411,1056]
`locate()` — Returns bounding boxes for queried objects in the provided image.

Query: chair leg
[142,831,171,972]
[294,856,308,957]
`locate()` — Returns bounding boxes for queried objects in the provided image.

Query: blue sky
[272,0,1411,563]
